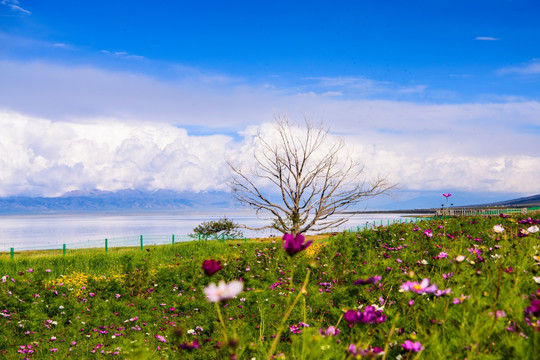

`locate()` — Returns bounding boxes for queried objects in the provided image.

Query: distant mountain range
[468,193,540,208]
[0,189,238,214]
[0,189,538,215]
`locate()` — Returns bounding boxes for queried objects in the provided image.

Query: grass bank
[0,215,539,359]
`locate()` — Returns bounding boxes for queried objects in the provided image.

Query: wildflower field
[0,214,539,359]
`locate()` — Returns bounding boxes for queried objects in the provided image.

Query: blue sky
[0,1,539,206]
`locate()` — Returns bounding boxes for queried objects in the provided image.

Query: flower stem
[215,302,229,345]
[266,268,311,360]
[381,312,400,360]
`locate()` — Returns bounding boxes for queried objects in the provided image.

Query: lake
[0,211,420,252]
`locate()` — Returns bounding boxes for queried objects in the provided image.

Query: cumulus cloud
[1,109,539,197]
[1,60,539,197]
[0,112,237,196]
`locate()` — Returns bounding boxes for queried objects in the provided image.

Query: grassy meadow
[0,214,539,359]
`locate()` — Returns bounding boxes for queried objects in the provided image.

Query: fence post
[222,233,225,244]
[244,237,247,242]
[198,233,201,241]
[172,234,175,245]
[10,247,14,259]
[105,238,108,253]
[63,244,66,256]
[140,235,143,250]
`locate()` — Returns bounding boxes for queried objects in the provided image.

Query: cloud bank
[1,60,539,197]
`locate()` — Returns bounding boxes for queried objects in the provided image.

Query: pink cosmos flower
[435,251,448,259]
[423,229,433,238]
[400,278,438,294]
[154,334,167,343]
[402,340,424,352]
[435,288,452,297]
[319,326,340,337]
[452,294,470,304]
[443,193,451,198]
[203,280,243,302]
[493,224,505,233]
[349,344,384,357]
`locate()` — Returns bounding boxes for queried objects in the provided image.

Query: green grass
[0,215,538,359]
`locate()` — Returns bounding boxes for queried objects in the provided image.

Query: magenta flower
[443,193,451,198]
[524,296,540,331]
[402,340,424,352]
[282,233,312,256]
[202,259,222,276]
[442,272,454,280]
[344,306,386,325]
[353,275,382,285]
[179,339,200,350]
[290,322,309,334]
[400,278,438,294]
[423,229,433,238]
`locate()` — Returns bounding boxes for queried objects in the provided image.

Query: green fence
[3,216,426,259]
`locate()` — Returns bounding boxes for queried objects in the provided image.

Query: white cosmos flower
[527,225,539,234]
[493,224,505,233]
[203,280,243,302]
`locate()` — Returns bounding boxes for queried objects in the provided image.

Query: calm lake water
[0,211,418,252]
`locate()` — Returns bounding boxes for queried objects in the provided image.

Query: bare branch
[228,115,396,235]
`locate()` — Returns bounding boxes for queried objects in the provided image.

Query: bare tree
[228,115,395,235]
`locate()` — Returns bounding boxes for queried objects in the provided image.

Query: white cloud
[100,49,146,60]
[498,59,540,75]
[1,108,539,197]
[0,112,237,196]
[475,36,500,41]
[1,60,539,197]
[1,0,30,15]
[302,76,428,97]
